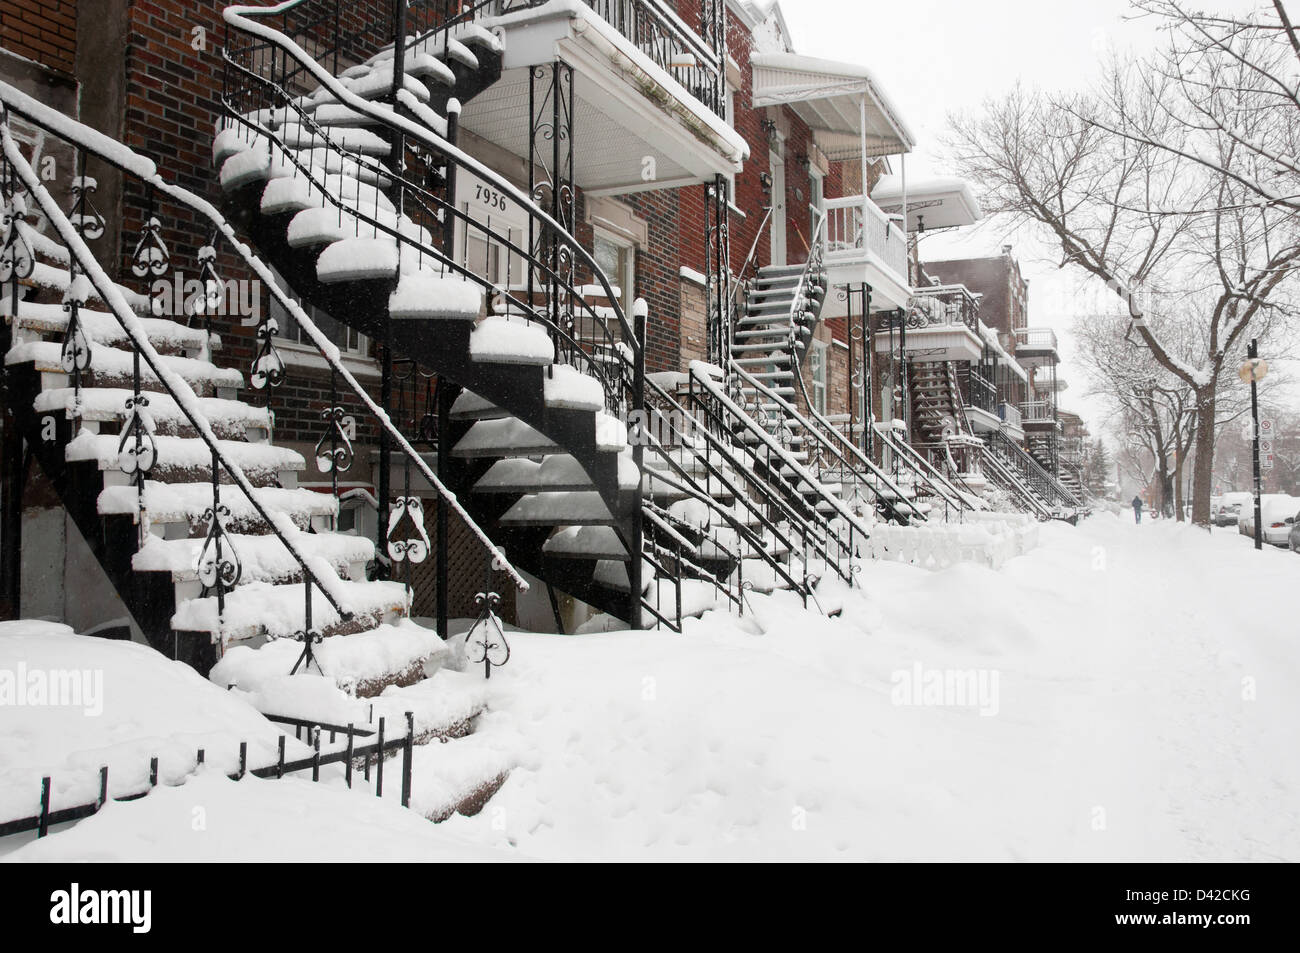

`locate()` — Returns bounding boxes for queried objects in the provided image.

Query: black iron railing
[0,80,527,647]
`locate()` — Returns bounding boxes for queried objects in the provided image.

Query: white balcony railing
[1015,327,1058,351]
[999,402,1023,430]
[823,193,909,286]
[1021,400,1056,423]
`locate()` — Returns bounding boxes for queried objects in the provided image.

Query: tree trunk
[1191,386,1217,527]
[1173,455,1185,521]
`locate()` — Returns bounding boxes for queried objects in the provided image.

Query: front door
[769,148,786,266]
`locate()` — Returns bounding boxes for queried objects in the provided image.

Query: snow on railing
[0,79,529,596]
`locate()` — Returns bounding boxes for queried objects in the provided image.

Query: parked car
[1238,494,1300,545]
[1217,491,1253,527]
[1289,512,1300,553]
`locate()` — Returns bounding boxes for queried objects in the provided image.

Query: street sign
[1261,438,1274,455]
[1261,418,1275,437]
[1263,453,1275,470]
[1239,358,1270,383]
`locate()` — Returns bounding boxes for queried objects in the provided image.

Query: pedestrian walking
[1131,495,1143,524]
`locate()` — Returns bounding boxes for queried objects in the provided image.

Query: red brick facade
[1,0,76,76]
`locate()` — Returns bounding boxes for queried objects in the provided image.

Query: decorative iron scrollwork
[68,175,105,240]
[386,496,430,564]
[250,314,286,390]
[117,393,158,476]
[315,406,354,473]
[0,192,35,283]
[465,591,509,679]
[197,503,242,592]
[60,278,92,375]
[130,215,170,279]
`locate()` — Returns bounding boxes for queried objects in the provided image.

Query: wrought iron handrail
[0,81,529,597]
[642,375,823,601]
[988,429,1077,509]
[222,0,643,408]
[690,364,868,582]
[978,443,1053,520]
[0,114,352,630]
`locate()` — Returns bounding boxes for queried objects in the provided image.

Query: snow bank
[0,628,300,824]
[2,771,514,862]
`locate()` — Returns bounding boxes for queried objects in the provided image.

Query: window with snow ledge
[267,268,369,361]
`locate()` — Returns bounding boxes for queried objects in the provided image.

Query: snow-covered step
[172,575,408,644]
[405,732,514,823]
[453,418,558,458]
[3,300,212,356]
[133,530,373,585]
[542,524,628,561]
[316,237,399,283]
[99,480,338,532]
[448,389,508,422]
[5,340,243,395]
[311,103,386,128]
[474,455,596,494]
[497,491,616,527]
[469,315,554,366]
[389,270,482,320]
[68,431,304,485]
[213,618,455,701]
[276,122,392,156]
[34,388,271,441]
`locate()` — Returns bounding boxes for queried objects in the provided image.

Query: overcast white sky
[777,0,1263,435]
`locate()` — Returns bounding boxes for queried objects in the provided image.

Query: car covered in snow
[1216,491,1253,527]
[1237,494,1300,546]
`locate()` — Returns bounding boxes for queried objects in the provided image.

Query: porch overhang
[871,175,983,232]
[468,1,748,196]
[750,51,914,159]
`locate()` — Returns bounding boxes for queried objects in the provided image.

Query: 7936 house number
[474,184,508,212]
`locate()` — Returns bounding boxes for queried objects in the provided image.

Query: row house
[0,0,1082,688]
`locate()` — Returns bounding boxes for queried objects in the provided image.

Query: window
[593,230,635,315]
[809,167,825,236]
[809,339,828,415]
[268,268,368,357]
[723,83,737,207]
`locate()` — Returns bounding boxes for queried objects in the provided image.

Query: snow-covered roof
[750,51,914,159]
[871,175,983,231]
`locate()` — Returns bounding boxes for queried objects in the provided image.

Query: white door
[769,148,786,266]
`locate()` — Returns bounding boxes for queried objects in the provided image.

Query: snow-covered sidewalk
[4,513,1296,861]
[430,513,1300,860]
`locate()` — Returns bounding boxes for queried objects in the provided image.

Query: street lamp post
[1241,340,1269,551]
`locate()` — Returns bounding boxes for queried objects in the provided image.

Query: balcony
[462,0,747,195]
[821,193,911,310]
[875,283,984,362]
[1013,326,1059,365]
[999,402,1025,442]
[963,369,1001,433]
[1021,400,1060,430]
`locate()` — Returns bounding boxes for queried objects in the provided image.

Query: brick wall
[1,0,76,75]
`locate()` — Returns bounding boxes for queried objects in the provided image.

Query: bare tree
[948,2,1300,526]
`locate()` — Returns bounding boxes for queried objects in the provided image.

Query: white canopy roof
[871,175,983,231]
[750,51,914,159]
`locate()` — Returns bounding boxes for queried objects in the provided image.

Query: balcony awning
[871,175,983,231]
[750,52,914,159]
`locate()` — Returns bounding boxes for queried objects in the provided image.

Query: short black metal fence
[0,711,417,840]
